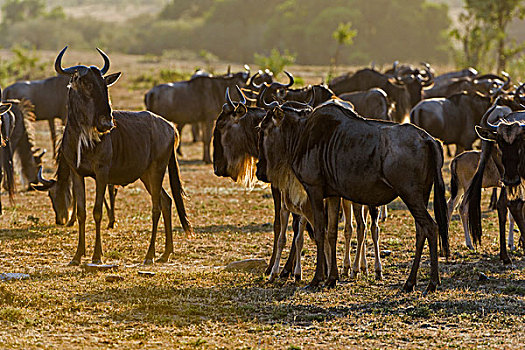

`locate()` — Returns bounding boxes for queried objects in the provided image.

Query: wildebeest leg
[360,205,370,274]
[266,187,282,275]
[106,185,117,229]
[496,188,511,264]
[369,206,383,280]
[293,217,307,282]
[489,188,498,211]
[268,207,290,282]
[325,197,341,288]
[458,196,474,250]
[446,187,461,222]
[176,124,184,156]
[508,212,516,251]
[69,174,86,266]
[91,175,108,264]
[66,191,77,227]
[402,199,439,293]
[304,186,327,289]
[156,187,173,263]
[141,169,164,265]
[379,205,388,221]
[48,118,57,157]
[191,123,200,143]
[202,120,214,164]
[350,203,366,279]
[280,213,300,279]
[341,200,353,277]
[508,199,525,252]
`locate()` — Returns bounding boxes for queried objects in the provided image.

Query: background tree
[330,22,357,79]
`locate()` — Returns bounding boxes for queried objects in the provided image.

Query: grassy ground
[0,54,524,349]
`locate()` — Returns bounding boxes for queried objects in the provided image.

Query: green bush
[254,48,296,77]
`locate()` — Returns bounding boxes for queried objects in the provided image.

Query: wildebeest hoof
[402,281,415,293]
[466,244,474,250]
[92,258,103,265]
[509,244,516,252]
[68,259,81,266]
[143,258,154,265]
[107,222,115,229]
[424,282,437,295]
[279,269,291,280]
[156,253,171,263]
[294,274,302,283]
[66,220,75,227]
[375,271,383,281]
[325,278,338,289]
[349,270,359,279]
[267,273,277,283]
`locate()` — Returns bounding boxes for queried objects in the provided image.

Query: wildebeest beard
[258,110,308,207]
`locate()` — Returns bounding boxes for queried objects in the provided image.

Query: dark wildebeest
[423,71,509,99]
[214,87,381,281]
[256,98,449,292]
[339,88,392,121]
[466,99,525,263]
[36,46,192,265]
[447,149,516,250]
[3,75,69,156]
[328,64,433,123]
[145,68,250,163]
[410,91,498,154]
[0,94,15,214]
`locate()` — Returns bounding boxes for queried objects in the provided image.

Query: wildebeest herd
[2,47,525,293]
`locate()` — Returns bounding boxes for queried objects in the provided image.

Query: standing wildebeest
[36,46,192,265]
[447,149,516,250]
[3,75,69,155]
[410,91,497,154]
[329,64,433,123]
[423,71,509,99]
[257,98,449,292]
[145,68,250,163]
[0,95,15,214]
[339,88,392,121]
[466,99,525,263]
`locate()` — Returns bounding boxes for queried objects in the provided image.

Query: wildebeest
[35,46,192,265]
[145,67,250,163]
[339,88,392,121]
[214,87,382,281]
[447,149,515,250]
[3,75,69,156]
[329,64,433,123]
[410,91,497,154]
[0,95,15,214]
[423,71,509,99]
[257,97,448,292]
[466,99,525,263]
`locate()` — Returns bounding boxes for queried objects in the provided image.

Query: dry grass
[0,54,524,349]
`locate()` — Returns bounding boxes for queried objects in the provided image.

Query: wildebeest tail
[428,139,449,257]
[1,139,15,205]
[449,157,459,207]
[168,149,193,235]
[465,140,493,246]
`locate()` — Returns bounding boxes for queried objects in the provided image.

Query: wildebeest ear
[234,104,247,119]
[475,125,497,142]
[0,103,12,115]
[104,72,121,87]
[272,108,285,126]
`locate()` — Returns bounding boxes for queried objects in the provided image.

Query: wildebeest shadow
[76,278,525,328]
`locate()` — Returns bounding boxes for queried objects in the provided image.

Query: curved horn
[225,87,234,108]
[283,71,294,87]
[227,65,231,75]
[97,48,110,75]
[260,86,280,109]
[236,85,246,105]
[37,166,55,187]
[479,97,501,131]
[307,85,315,107]
[501,71,511,89]
[55,46,71,76]
[249,71,262,89]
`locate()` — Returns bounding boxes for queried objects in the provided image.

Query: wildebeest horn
[393,60,399,73]
[249,71,262,89]
[514,82,525,105]
[55,46,98,76]
[283,71,294,87]
[479,97,501,131]
[501,71,511,89]
[307,86,315,107]
[97,48,110,75]
[236,85,246,105]
[227,65,231,75]
[37,166,55,188]
[261,86,280,109]
[225,87,234,108]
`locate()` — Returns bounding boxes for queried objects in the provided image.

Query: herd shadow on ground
[75,268,525,328]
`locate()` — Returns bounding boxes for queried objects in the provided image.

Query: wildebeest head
[33,164,73,225]
[256,86,313,184]
[213,86,264,187]
[55,46,121,135]
[476,99,525,187]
